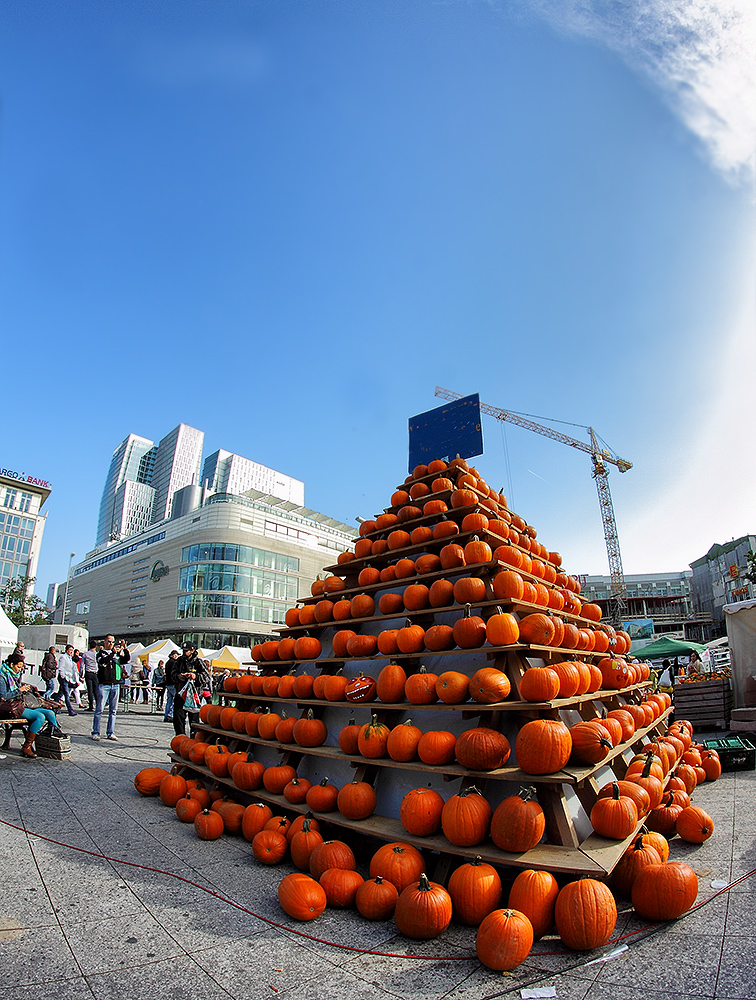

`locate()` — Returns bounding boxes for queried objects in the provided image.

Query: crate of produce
[704,736,755,772]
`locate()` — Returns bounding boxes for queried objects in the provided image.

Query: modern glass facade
[177,542,300,623]
[96,433,155,546]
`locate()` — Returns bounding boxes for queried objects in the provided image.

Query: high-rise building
[0,467,51,592]
[96,434,154,546]
[150,424,204,524]
[113,480,156,539]
[202,450,304,506]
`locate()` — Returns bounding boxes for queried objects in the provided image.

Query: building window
[178,563,298,602]
[177,594,287,624]
[75,601,91,614]
[19,492,33,513]
[3,488,17,509]
[181,542,299,573]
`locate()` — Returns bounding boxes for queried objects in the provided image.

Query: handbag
[0,694,25,719]
[24,691,42,709]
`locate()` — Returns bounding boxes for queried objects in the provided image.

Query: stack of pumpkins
[133,715,719,972]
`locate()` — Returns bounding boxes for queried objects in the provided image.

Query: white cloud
[526,0,756,185]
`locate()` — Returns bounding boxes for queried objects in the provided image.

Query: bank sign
[1,466,52,489]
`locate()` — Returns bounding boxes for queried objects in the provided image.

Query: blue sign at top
[408,394,483,473]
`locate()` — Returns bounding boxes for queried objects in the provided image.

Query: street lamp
[61,552,75,625]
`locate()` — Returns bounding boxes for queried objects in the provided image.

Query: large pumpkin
[554,879,617,950]
[507,868,559,940]
[476,908,534,971]
[515,719,572,775]
[631,862,698,920]
[455,727,511,771]
[441,787,492,847]
[278,873,327,921]
[448,858,502,926]
[134,767,171,796]
[394,874,453,939]
[490,786,545,852]
[369,842,425,893]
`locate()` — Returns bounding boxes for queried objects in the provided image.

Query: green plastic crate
[705,736,755,772]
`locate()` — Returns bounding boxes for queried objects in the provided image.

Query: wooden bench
[2,719,30,749]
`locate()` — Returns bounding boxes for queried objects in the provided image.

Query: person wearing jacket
[163,649,180,723]
[0,657,62,758]
[91,636,130,742]
[40,646,58,698]
[55,645,79,717]
[172,641,210,737]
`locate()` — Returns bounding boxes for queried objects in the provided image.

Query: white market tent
[0,605,18,651]
[724,598,756,709]
[136,638,182,667]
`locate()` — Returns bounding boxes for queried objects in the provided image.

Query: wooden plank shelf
[190,704,669,788]
[170,752,638,876]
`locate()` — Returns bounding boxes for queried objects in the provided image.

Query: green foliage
[0,575,51,627]
[744,551,756,586]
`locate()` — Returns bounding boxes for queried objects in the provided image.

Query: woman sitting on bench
[0,656,62,758]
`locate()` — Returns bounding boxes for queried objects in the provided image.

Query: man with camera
[91,635,130,742]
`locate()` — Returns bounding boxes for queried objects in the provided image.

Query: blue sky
[2,0,754,594]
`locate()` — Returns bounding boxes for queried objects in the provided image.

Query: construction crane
[434,387,632,621]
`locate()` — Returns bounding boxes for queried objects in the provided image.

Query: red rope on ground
[0,817,474,960]
[3,816,752,962]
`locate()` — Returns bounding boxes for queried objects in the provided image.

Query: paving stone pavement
[1,708,755,1000]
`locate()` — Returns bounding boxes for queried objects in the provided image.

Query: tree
[0,575,52,627]
[744,551,756,587]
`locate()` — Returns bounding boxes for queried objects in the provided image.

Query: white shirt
[57,653,78,684]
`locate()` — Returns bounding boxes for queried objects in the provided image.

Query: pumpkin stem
[417,873,431,892]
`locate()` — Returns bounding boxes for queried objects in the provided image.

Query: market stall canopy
[137,638,182,664]
[0,605,19,648]
[209,646,251,669]
[724,599,756,709]
[632,636,708,660]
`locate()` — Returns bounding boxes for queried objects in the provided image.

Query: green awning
[632,636,708,660]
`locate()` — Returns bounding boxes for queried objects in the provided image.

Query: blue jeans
[163,685,175,720]
[22,707,58,734]
[93,684,119,737]
[43,678,57,698]
[56,678,77,715]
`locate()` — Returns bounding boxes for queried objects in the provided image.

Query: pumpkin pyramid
[202,456,670,876]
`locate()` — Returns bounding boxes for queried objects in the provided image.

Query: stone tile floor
[1,708,754,1000]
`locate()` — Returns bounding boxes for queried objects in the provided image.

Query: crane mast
[434,388,632,621]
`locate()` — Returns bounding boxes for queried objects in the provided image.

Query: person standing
[71,649,83,707]
[40,646,58,698]
[153,659,166,713]
[80,639,99,711]
[172,641,210,737]
[91,635,130,742]
[163,649,180,723]
[55,645,79,716]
